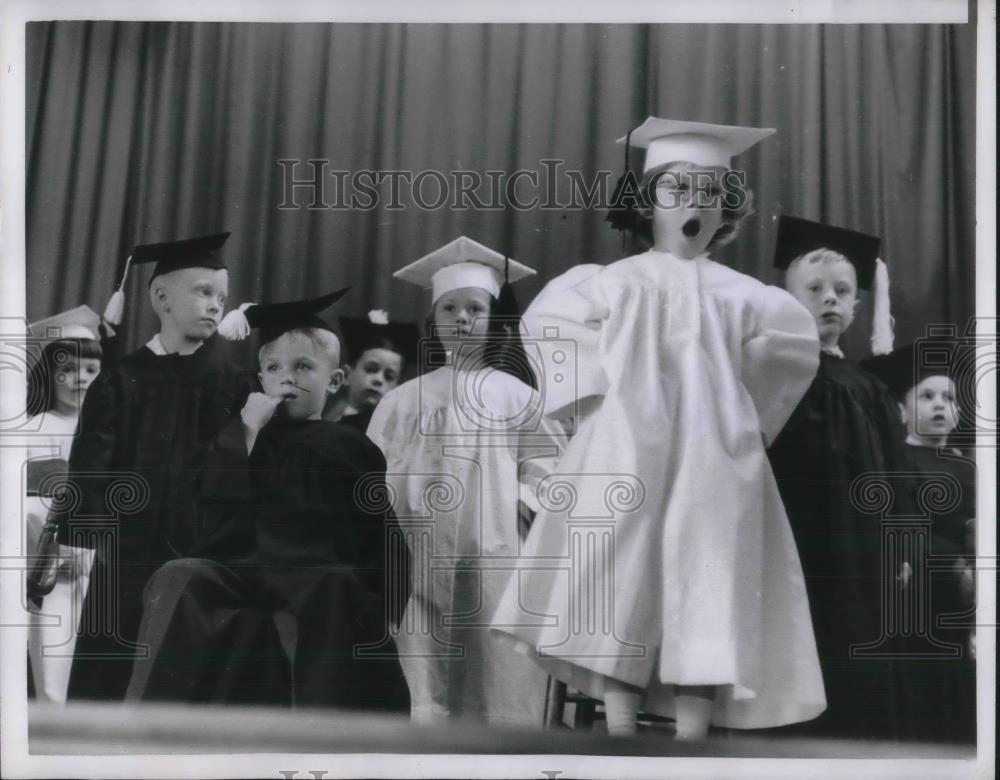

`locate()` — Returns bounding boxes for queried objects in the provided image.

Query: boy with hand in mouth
[126,290,410,711]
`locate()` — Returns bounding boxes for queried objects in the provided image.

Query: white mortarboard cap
[393,236,536,302]
[27,305,101,342]
[617,117,776,173]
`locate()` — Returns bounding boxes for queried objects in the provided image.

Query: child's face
[156,268,229,340]
[433,287,492,347]
[902,375,960,440]
[786,258,858,347]
[646,165,725,259]
[345,348,403,411]
[258,332,342,420]
[52,355,101,413]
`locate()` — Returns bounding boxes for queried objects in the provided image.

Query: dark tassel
[605,170,645,233]
[605,129,645,234]
[489,256,537,389]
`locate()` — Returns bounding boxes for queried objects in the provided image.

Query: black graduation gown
[55,335,251,701]
[892,443,977,744]
[767,352,916,740]
[130,416,410,710]
[336,406,375,436]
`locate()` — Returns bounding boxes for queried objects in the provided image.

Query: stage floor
[27,702,976,758]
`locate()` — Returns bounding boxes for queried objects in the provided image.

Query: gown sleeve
[98,321,119,371]
[364,391,396,458]
[741,287,821,446]
[185,416,257,559]
[516,396,568,515]
[353,403,413,624]
[520,264,611,421]
[351,440,411,623]
[52,370,118,546]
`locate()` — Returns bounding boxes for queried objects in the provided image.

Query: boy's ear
[327,367,345,395]
[897,401,909,425]
[257,371,264,387]
[149,280,173,317]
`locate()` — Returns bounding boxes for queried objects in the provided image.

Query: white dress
[25,411,96,703]
[491,250,828,729]
[366,364,566,726]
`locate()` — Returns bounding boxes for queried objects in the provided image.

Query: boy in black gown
[39,233,254,702]
[766,217,916,740]
[125,291,410,711]
[865,339,977,743]
[325,311,419,434]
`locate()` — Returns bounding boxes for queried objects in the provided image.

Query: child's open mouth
[682,218,701,238]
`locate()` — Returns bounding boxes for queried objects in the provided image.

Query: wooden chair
[545,678,676,732]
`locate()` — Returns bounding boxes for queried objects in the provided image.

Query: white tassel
[218,302,254,341]
[103,290,125,326]
[104,253,133,326]
[870,257,894,356]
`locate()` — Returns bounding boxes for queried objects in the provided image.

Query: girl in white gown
[25,306,103,702]
[491,118,827,738]
[366,237,567,727]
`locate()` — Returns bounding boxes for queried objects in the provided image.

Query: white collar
[146,334,203,356]
[821,345,845,359]
[905,433,952,450]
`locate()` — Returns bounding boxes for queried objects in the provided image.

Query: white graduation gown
[366,364,566,726]
[25,411,95,703]
[491,250,828,729]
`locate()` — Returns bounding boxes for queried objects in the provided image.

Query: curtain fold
[26,21,976,358]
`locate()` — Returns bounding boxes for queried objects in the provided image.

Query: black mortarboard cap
[133,232,231,282]
[862,338,970,401]
[220,288,351,346]
[103,232,232,326]
[338,312,421,368]
[772,216,881,290]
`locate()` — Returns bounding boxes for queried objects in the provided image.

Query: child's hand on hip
[241,392,281,431]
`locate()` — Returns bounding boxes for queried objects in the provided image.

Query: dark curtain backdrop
[26,21,976,360]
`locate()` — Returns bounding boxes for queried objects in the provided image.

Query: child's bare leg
[673,684,715,740]
[603,677,642,736]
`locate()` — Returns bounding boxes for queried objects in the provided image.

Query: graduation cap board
[617,117,776,173]
[103,232,231,326]
[219,288,351,346]
[773,215,894,355]
[773,216,881,290]
[339,312,421,367]
[863,339,970,402]
[27,305,101,342]
[393,236,535,303]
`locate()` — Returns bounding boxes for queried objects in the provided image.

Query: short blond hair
[258,328,341,368]
[785,248,857,287]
